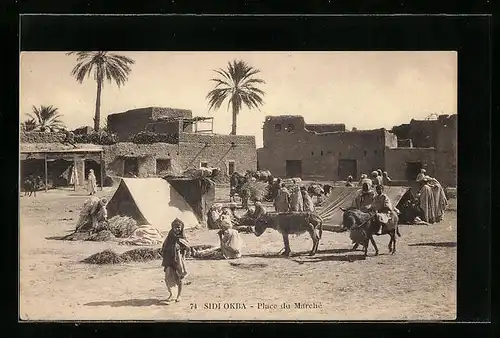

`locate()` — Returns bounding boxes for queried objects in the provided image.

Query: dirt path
[19,188,456,321]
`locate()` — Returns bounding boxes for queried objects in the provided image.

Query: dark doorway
[124,157,139,177]
[228,161,235,175]
[405,161,422,180]
[285,160,302,178]
[156,159,172,175]
[338,159,357,180]
[85,160,102,185]
[47,159,74,187]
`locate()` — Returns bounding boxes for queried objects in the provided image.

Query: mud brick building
[257,114,456,187]
[104,107,257,178]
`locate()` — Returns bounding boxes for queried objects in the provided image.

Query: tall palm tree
[66,51,135,131]
[21,118,37,132]
[27,105,66,132]
[207,60,265,135]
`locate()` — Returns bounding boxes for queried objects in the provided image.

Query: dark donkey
[340,207,401,257]
[23,175,42,197]
[253,212,323,257]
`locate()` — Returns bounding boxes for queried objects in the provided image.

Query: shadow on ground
[292,253,367,264]
[85,298,168,307]
[408,242,457,248]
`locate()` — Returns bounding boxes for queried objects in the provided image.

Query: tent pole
[73,155,77,191]
[100,151,104,191]
[44,155,48,192]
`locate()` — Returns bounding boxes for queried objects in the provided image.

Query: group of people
[273,178,316,213]
[351,182,399,235]
[415,169,448,223]
[345,169,392,188]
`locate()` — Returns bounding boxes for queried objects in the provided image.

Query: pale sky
[20,51,457,148]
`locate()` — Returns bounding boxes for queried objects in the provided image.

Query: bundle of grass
[87,230,117,242]
[82,249,123,264]
[239,180,269,202]
[120,248,162,263]
[107,216,137,238]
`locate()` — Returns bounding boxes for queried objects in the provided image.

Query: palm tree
[207,60,265,135]
[27,105,66,132]
[66,52,135,131]
[21,118,37,132]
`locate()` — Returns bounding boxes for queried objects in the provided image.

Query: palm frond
[207,59,265,133]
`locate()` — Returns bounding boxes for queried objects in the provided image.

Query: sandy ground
[19,186,457,321]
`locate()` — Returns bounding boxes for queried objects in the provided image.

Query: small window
[156,159,172,175]
[287,124,295,132]
[311,151,314,156]
[275,124,282,132]
[200,162,208,168]
[228,161,235,175]
[320,150,324,156]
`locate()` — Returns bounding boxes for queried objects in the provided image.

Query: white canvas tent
[106,178,199,232]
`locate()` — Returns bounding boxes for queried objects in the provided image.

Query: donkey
[340,207,401,257]
[253,212,323,257]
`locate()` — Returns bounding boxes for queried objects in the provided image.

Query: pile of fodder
[239,180,269,202]
[82,247,163,265]
[107,215,137,238]
[62,229,117,242]
[120,248,162,262]
[82,249,123,264]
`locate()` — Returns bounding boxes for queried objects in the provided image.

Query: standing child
[161,218,190,302]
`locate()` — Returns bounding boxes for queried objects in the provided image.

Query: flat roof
[20,143,104,153]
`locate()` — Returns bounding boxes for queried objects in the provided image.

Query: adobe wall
[384,147,437,181]
[107,107,193,141]
[20,132,65,143]
[434,116,457,187]
[259,123,387,181]
[107,108,154,141]
[103,136,256,178]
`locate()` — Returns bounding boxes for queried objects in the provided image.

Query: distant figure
[301,186,315,212]
[87,169,97,195]
[416,176,437,223]
[289,184,304,212]
[274,183,291,212]
[358,174,372,189]
[352,183,375,213]
[191,216,243,260]
[382,171,392,185]
[416,169,427,182]
[70,165,79,187]
[75,197,108,233]
[161,218,190,302]
[345,175,354,187]
[377,169,383,178]
[417,175,448,223]
[371,171,383,187]
[370,185,397,235]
